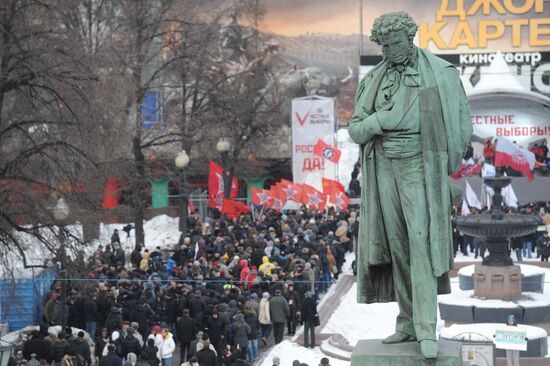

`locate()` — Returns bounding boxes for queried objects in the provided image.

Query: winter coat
[176,315,197,343]
[159,333,175,359]
[72,338,91,365]
[105,309,123,333]
[196,346,217,366]
[239,260,250,287]
[268,295,289,324]
[258,299,270,325]
[98,353,122,366]
[258,257,276,276]
[232,315,251,349]
[301,296,318,325]
[140,253,150,272]
[23,335,51,361]
[131,249,142,268]
[204,315,224,345]
[121,334,141,358]
[244,313,259,340]
[285,290,301,313]
[52,339,71,362]
[139,345,159,366]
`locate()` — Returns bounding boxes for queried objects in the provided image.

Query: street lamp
[0,339,14,366]
[53,197,69,336]
[216,138,232,199]
[175,150,190,234]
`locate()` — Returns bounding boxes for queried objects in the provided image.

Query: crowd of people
[16,207,358,366]
[452,201,550,261]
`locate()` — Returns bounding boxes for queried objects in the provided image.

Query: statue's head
[370,12,418,65]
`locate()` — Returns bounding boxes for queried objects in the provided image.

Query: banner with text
[291,97,336,184]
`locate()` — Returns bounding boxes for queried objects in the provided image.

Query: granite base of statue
[351,340,462,366]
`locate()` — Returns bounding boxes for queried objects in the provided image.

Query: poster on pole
[291,96,336,185]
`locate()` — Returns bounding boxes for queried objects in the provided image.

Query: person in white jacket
[159,328,175,366]
[258,292,272,345]
[147,325,164,361]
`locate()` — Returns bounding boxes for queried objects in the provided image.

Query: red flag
[188,201,196,215]
[221,199,250,218]
[208,161,239,208]
[494,139,536,181]
[250,187,273,207]
[449,163,482,179]
[276,179,303,202]
[268,187,287,212]
[102,176,120,209]
[329,190,350,212]
[313,139,341,164]
[322,178,345,196]
[301,184,326,211]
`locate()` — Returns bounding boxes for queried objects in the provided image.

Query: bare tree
[0,0,98,270]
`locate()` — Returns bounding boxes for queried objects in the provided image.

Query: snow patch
[258,340,349,366]
[458,264,549,278]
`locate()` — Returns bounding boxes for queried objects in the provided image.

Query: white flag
[482,163,496,177]
[484,184,494,209]
[461,198,470,216]
[503,184,518,208]
[465,181,482,210]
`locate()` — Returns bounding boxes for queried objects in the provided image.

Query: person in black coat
[23,331,51,361]
[52,334,71,366]
[196,335,217,366]
[131,246,142,268]
[98,346,122,366]
[176,309,197,362]
[120,329,141,359]
[139,339,159,366]
[188,291,206,330]
[300,291,318,349]
[82,294,98,339]
[71,331,91,366]
[163,293,179,332]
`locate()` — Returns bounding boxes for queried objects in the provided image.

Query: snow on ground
[321,282,399,346]
[99,214,181,251]
[458,263,548,277]
[258,340,349,366]
[453,251,543,264]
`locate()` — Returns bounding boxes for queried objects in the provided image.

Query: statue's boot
[382,332,416,344]
[420,340,438,359]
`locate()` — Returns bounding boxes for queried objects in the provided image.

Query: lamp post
[175,150,190,234]
[216,137,232,199]
[0,339,14,366]
[53,198,69,336]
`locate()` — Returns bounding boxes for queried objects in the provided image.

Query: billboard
[291,97,336,185]
[354,0,550,154]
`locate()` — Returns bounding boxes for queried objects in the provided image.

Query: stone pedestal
[351,339,462,365]
[474,264,521,300]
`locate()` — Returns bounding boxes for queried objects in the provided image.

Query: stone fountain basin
[454,214,541,238]
[458,264,546,292]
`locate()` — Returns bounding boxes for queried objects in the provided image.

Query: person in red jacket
[483,139,495,165]
[239,259,250,288]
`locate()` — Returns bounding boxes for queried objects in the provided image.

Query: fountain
[438,176,548,358]
[454,176,541,300]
